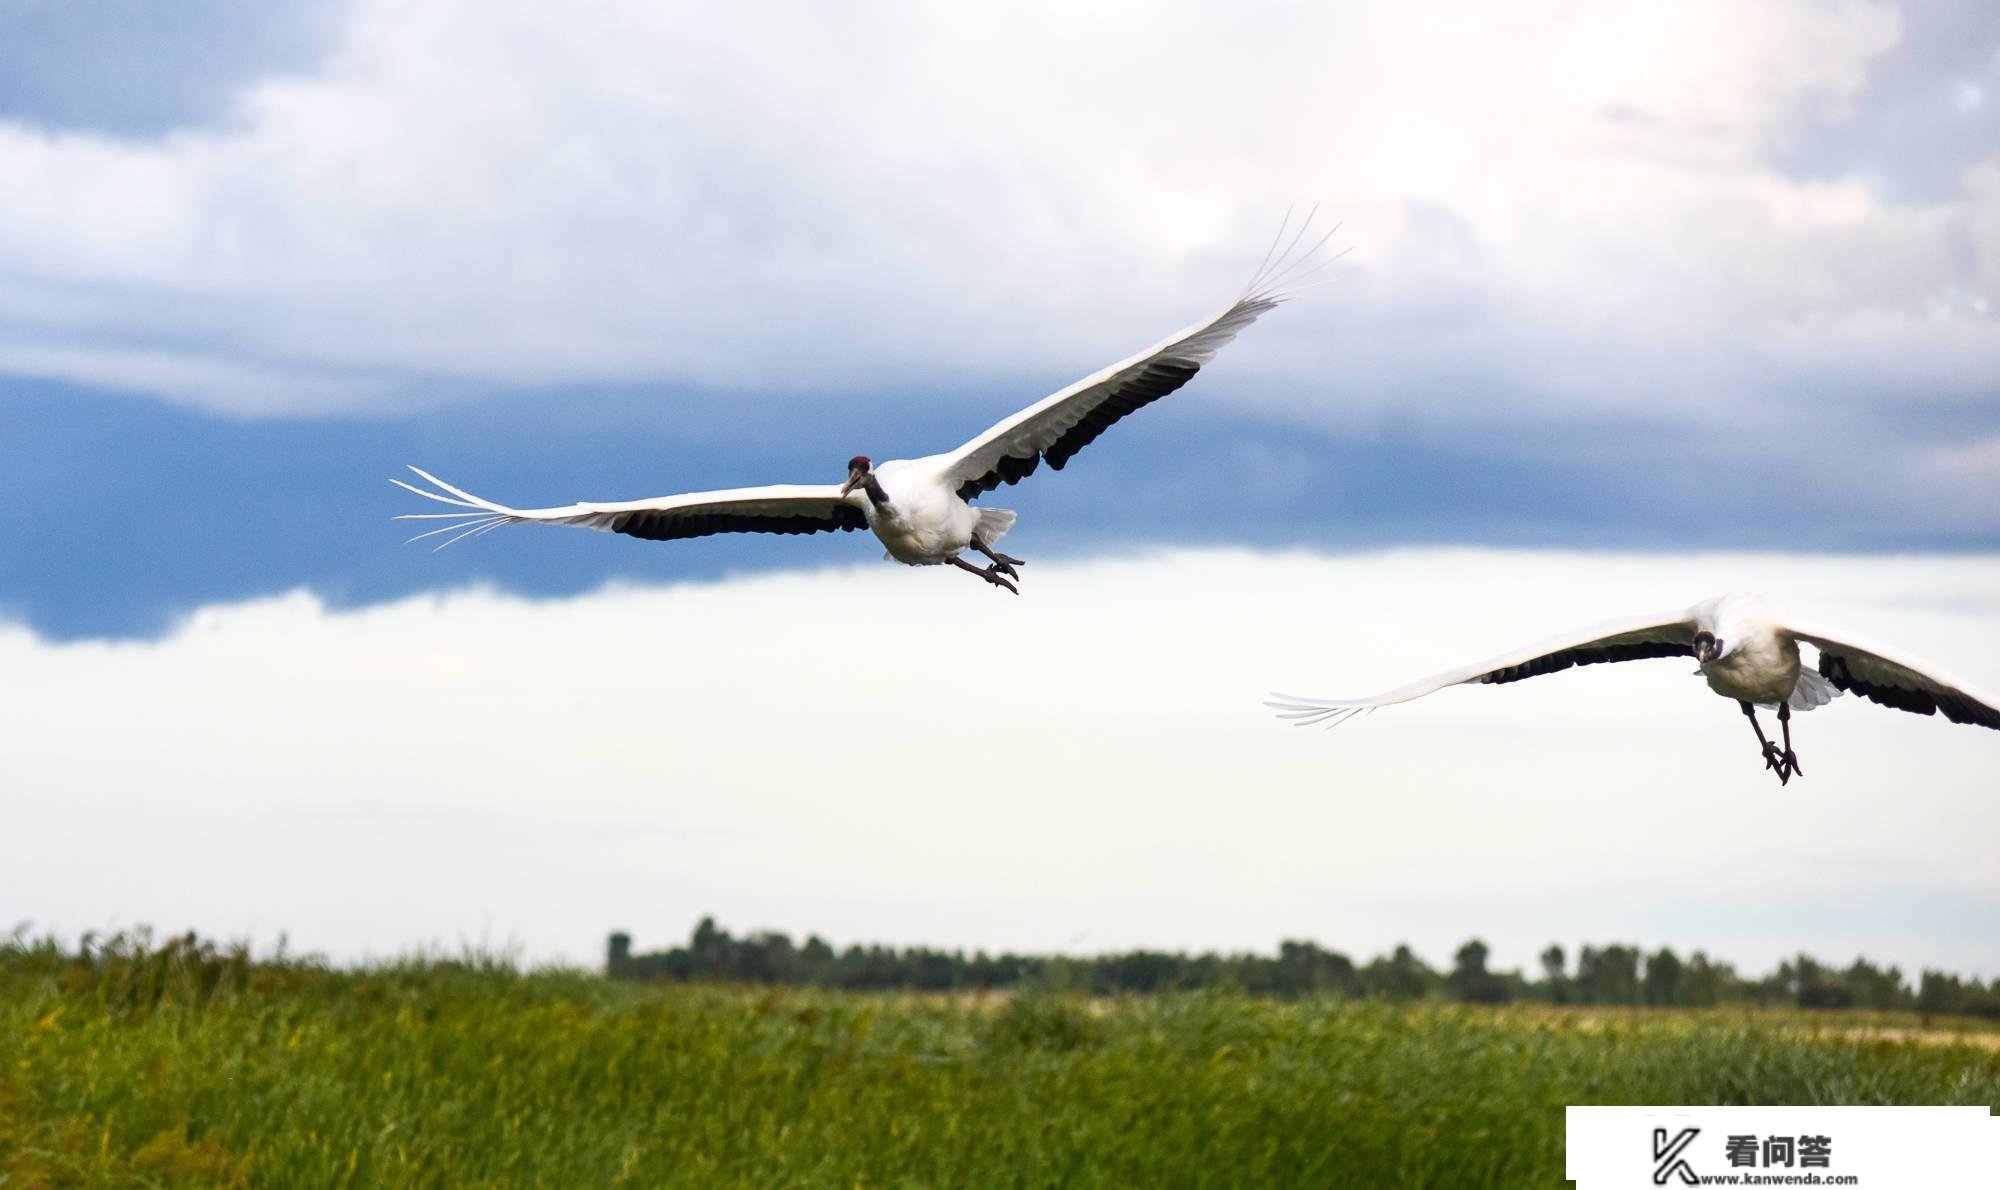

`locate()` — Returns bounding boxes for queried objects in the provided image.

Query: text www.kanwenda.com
[1694,1175,1859,1186]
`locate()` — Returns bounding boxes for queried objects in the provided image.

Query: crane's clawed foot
[1759,743,1793,786]
[1741,702,1797,787]
[970,538,1025,580]
[952,555,1018,593]
[1769,751,1803,784]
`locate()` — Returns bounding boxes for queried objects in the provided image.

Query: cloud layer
[6,548,1997,976]
[0,0,1995,422]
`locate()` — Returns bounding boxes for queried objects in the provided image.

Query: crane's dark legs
[971,535,1024,580]
[1777,701,1803,779]
[1739,701,1795,786]
[950,555,1017,594]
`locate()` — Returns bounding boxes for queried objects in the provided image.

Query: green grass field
[2,937,1996,1187]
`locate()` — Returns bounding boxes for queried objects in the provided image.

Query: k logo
[1652,1127,1700,1185]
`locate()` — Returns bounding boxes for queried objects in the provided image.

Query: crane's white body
[1700,630,1804,706]
[1685,594,1818,708]
[849,457,1008,567]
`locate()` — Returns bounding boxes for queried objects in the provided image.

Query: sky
[4,550,1998,979]
[1,0,1997,976]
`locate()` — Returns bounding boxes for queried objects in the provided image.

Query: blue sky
[0,0,337,137]
[2,1,1998,973]
[14,367,1986,641]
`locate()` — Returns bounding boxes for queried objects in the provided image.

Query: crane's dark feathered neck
[859,472,890,507]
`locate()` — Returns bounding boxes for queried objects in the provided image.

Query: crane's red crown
[847,455,871,472]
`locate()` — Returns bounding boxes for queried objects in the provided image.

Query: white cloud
[4,547,1997,976]
[2,0,1994,435]
[0,337,401,413]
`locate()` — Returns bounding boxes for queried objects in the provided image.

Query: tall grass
[2,932,1995,1186]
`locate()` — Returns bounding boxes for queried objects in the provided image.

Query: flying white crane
[395,217,1339,593]
[1268,592,1999,784]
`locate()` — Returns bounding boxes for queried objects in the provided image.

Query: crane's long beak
[840,469,862,497]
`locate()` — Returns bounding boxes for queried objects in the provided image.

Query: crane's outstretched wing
[393,467,864,550]
[937,292,1282,500]
[936,215,1336,501]
[1268,611,1697,728]
[1783,619,2000,730]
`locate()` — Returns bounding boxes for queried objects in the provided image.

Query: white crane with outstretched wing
[398,213,1342,592]
[1270,593,1999,784]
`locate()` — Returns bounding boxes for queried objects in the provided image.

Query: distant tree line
[607,920,2000,1019]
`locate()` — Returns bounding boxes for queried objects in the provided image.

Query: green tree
[1841,959,1907,1011]
[1576,945,1640,1005]
[1538,945,1567,1003]
[1643,948,1683,1006]
[1916,970,1963,1018]
[1362,945,1433,1000]
[1680,951,1732,1006]
[1450,939,1510,1004]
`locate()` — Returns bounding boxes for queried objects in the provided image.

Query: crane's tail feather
[975,508,1017,547]
[1788,668,1842,712]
